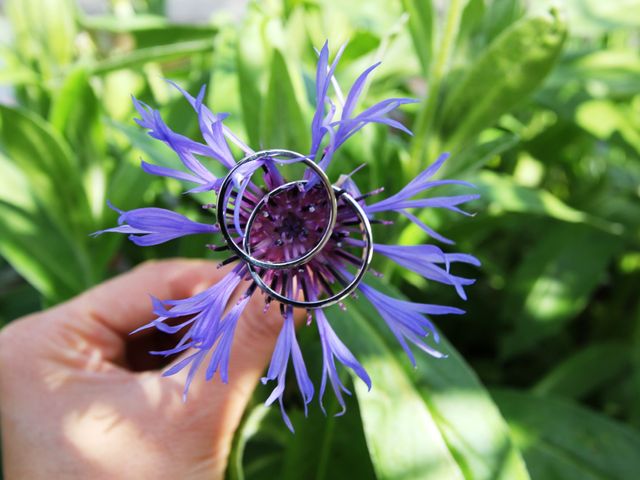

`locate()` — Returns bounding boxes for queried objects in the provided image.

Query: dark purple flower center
[248,183,331,264]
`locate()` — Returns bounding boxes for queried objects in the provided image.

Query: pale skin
[0,259,296,479]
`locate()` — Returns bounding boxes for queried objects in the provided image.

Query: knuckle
[0,315,39,363]
[132,258,164,274]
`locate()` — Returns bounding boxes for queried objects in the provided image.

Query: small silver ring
[216,150,337,270]
[245,187,374,309]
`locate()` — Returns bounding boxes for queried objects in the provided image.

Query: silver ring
[216,150,337,270]
[244,187,374,309]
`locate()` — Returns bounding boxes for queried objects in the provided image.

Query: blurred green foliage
[1,0,639,478]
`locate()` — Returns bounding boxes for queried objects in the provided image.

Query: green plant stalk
[410,0,465,173]
[315,376,344,480]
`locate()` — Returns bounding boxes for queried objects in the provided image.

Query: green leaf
[480,0,525,42]
[0,155,91,301]
[81,14,218,49]
[229,334,376,480]
[0,106,98,299]
[50,68,108,220]
[402,0,434,76]
[6,0,77,76]
[631,304,640,427]
[79,13,168,32]
[107,119,187,203]
[472,171,622,234]
[0,104,91,234]
[544,50,640,101]
[493,389,640,480]
[279,394,376,480]
[260,49,309,153]
[410,0,468,166]
[500,223,623,357]
[0,62,38,86]
[228,404,274,480]
[50,68,107,163]
[0,263,40,323]
[399,168,622,262]
[564,0,640,36]
[327,280,531,480]
[88,39,215,75]
[236,15,268,147]
[438,131,519,178]
[533,342,631,400]
[441,9,567,148]
[575,100,640,152]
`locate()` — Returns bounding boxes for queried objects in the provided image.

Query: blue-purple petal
[92,204,219,246]
[375,243,476,300]
[206,296,250,383]
[140,160,202,184]
[358,282,456,365]
[262,309,313,429]
[316,309,370,414]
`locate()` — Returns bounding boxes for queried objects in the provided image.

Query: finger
[139,289,306,442]
[66,259,223,337]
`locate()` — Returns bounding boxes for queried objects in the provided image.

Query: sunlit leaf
[50,68,108,220]
[260,48,309,153]
[481,0,525,42]
[236,14,268,147]
[533,342,631,400]
[88,39,215,75]
[472,171,622,234]
[0,155,91,301]
[441,9,567,148]
[494,389,640,480]
[438,131,519,178]
[544,50,640,101]
[6,0,77,76]
[328,280,531,480]
[564,0,640,36]
[402,0,434,76]
[500,223,623,357]
[0,104,91,234]
[279,397,375,480]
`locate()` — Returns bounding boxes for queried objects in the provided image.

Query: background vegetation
[1,0,639,478]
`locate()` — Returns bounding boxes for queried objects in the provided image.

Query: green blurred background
[1,0,639,478]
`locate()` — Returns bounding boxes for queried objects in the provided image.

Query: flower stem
[410,0,464,172]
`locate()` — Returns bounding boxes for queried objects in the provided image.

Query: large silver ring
[216,150,337,270]
[243,186,374,309]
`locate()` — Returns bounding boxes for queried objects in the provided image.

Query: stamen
[341,219,364,226]
[206,244,230,252]
[244,281,259,298]
[217,255,239,268]
[335,249,364,267]
[317,272,334,296]
[353,187,384,202]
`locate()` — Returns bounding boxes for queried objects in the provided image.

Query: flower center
[274,211,306,239]
[248,183,331,263]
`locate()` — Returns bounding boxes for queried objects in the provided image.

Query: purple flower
[93,42,479,431]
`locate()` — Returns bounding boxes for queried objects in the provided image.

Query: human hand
[0,259,289,479]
